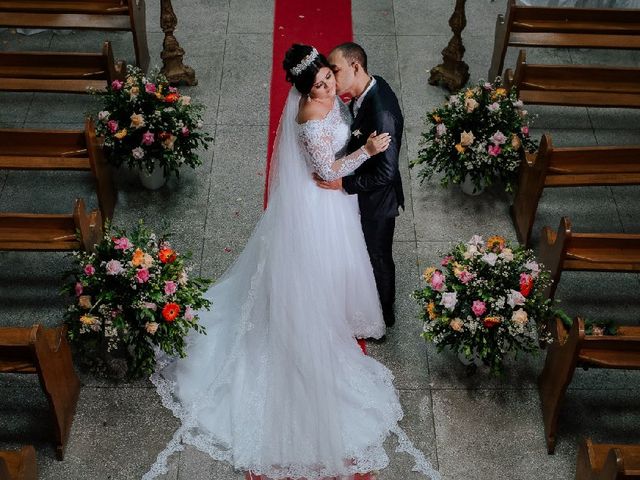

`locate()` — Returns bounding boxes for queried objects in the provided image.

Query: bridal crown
[290,48,319,76]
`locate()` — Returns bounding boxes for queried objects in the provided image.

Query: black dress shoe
[369,335,386,344]
[383,314,395,328]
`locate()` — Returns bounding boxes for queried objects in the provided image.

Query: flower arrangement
[94,65,213,178]
[63,221,212,379]
[410,78,537,193]
[413,235,553,375]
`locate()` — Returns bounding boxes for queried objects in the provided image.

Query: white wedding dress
[143,89,439,480]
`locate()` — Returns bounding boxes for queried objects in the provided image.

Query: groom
[315,42,404,328]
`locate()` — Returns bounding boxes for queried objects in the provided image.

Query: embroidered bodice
[298,97,369,182]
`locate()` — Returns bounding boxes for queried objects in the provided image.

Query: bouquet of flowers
[410,78,537,193]
[63,221,212,379]
[94,65,213,178]
[413,235,553,375]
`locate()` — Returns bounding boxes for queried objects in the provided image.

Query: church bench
[503,50,640,109]
[538,217,640,300]
[0,117,116,222]
[0,446,37,480]
[0,0,149,72]
[489,0,640,81]
[0,325,80,460]
[511,134,640,246]
[0,41,124,94]
[576,438,640,479]
[0,198,102,252]
[539,318,640,454]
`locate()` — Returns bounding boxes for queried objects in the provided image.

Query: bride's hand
[364,131,392,156]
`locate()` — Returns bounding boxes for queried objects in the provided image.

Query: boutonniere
[352,129,362,138]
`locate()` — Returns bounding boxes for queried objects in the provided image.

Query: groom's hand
[313,173,342,190]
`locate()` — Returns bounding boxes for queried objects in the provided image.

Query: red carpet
[263,0,353,207]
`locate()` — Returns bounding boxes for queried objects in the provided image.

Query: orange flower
[162,303,180,322]
[495,87,507,97]
[483,316,501,328]
[422,267,437,282]
[426,301,437,320]
[432,114,442,123]
[114,128,127,140]
[486,235,506,252]
[158,248,177,264]
[131,248,145,267]
[165,93,179,103]
[455,143,466,154]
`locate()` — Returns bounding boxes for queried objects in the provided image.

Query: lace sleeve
[298,123,369,182]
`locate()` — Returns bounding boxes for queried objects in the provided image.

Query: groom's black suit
[343,75,404,327]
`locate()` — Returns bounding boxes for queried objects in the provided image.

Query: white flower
[132,147,145,160]
[352,129,362,138]
[468,235,483,246]
[499,248,514,262]
[524,260,540,278]
[487,102,500,112]
[490,130,507,145]
[449,95,460,106]
[436,123,447,136]
[463,244,479,259]
[512,100,524,108]
[440,292,458,311]
[507,289,526,309]
[179,95,191,105]
[511,309,528,325]
[481,252,498,266]
[98,110,110,121]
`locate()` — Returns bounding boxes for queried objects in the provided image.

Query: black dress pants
[361,216,396,326]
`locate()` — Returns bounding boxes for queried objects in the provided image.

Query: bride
[144,44,439,480]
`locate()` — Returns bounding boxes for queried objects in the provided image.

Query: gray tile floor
[1,1,639,479]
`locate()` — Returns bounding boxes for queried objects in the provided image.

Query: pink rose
[490,130,507,145]
[472,300,486,317]
[143,302,157,311]
[145,83,157,94]
[457,270,475,284]
[142,131,154,145]
[168,86,178,93]
[107,120,119,134]
[114,237,133,251]
[487,144,502,157]
[184,306,195,321]
[180,126,190,137]
[521,126,529,136]
[441,255,453,266]
[84,264,95,276]
[111,79,123,91]
[105,259,123,276]
[75,282,83,297]
[430,270,446,292]
[483,82,493,90]
[164,280,177,295]
[135,268,150,283]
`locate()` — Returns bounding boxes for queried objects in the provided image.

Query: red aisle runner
[250,1,373,479]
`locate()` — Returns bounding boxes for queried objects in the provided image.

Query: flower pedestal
[460,175,484,196]
[138,164,166,190]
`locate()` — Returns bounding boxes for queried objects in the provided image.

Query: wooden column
[160,0,197,86]
[428,0,470,93]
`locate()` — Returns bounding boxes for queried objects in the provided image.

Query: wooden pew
[0,446,38,480]
[511,134,640,246]
[539,318,640,454]
[503,50,640,109]
[538,217,640,300]
[489,0,640,81]
[0,325,80,460]
[0,117,116,223]
[0,0,149,72]
[0,41,124,94]
[576,438,640,479]
[0,198,102,252]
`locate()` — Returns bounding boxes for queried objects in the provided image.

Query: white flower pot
[460,175,485,196]
[138,164,166,190]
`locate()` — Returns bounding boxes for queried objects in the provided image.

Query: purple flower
[107,120,119,134]
[164,280,177,295]
[180,126,190,137]
[105,260,124,276]
[490,130,507,145]
[75,282,83,297]
[142,131,154,146]
[472,300,486,317]
[483,82,493,91]
[111,79,123,91]
[521,126,529,136]
[487,144,502,157]
[184,306,195,321]
[440,292,458,311]
[84,264,95,276]
[135,268,150,284]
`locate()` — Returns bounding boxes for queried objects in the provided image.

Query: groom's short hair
[333,42,368,73]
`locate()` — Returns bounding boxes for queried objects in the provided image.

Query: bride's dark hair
[283,44,331,95]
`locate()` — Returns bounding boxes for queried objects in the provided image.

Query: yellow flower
[460,130,475,147]
[427,301,437,320]
[129,86,140,97]
[464,98,479,113]
[511,134,521,150]
[495,87,507,97]
[422,266,437,282]
[452,262,464,276]
[464,88,475,98]
[155,92,164,100]
[455,143,466,154]
[78,295,92,309]
[130,113,145,129]
[449,318,464,332]
[80,314,97,326]
[432,114,442,123]
[114,128,127,140]
[486,235,506,252]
